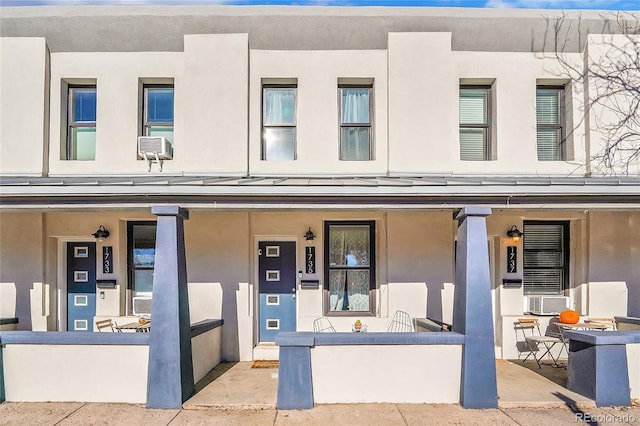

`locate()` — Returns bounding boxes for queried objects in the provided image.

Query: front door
[258,241,297,342]
[67,242,97,331]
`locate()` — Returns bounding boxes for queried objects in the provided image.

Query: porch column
[146,205,194,409]
[452,206,498,409]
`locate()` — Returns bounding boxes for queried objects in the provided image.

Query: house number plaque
[507,246,517,273]
[305,246,316,274]
[103,246,113,274]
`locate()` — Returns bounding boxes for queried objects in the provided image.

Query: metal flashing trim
[190,319,223,338]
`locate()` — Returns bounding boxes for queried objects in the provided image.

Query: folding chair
[313,317,336,333]
[586,317,616,330]
[515,318,567,368]
[95,319,115,332]
[387,310,415,332]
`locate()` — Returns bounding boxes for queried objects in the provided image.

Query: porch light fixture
[92,225,110,242]
[507,225,524,242]
[304,227,316,241]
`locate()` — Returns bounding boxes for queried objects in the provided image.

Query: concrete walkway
[2,360,638,425]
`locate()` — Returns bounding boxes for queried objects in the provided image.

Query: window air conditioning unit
[132,297,152,316]
[138,136,173,160]
[528,295,570,315]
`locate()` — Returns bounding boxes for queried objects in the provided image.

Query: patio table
[115,321,150,332]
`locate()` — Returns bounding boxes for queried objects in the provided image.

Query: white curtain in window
[328,226,370,312]
[342,89,369,124]
[265,89,295,124]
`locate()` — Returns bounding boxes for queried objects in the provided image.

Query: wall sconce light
[304,227,316,242]
[92,225,110,242]
[507,225,523,242]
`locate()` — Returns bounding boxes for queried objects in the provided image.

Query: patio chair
[313,317,336,333]
[95,319,115,332]
[387,310,415,332]
[586,317,616,330]
[515,317,567,368]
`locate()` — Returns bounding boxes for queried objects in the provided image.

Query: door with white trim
[258,241,297,342]
[67,242,97,331]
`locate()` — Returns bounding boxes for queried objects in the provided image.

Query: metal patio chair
[313,317,336,333]
[515,317,567,368]
[387,310,415,332]
[95,318,115,332]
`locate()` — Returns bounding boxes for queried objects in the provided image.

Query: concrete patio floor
[183,359,593,410]
[3,360,639,425]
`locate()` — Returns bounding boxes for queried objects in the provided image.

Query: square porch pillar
[146,206,194,409]
[453,207,498,409]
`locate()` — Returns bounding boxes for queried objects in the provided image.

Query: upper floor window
[536,86,565,161]
[324,221,376,315]
[143,85,174,142]
[262,86,296,160]
[340,86,372,161]
[459,86,491,161]
[67,85,96,160]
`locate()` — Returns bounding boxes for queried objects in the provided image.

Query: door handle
[292,287,296,299]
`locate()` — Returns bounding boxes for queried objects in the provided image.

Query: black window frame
[523,220,570,295]
[127,221,157,297]
[323,220,376,316]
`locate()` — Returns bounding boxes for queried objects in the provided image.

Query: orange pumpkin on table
[560,309,580,324]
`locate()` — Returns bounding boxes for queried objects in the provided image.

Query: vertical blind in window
[459,88,489,161]
[536,88,563,161]
[263,87,296,160]
[523,222,568,295]
[340,87,371,161]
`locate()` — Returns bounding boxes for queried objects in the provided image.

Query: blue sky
[1,0,638,8]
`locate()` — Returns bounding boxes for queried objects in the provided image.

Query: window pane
[133,270,154,294]
[264,88,295,125]
[328,270,370,312]
[264,128,295,160]
[328,225,370,267]
[523,222,567,295]
[459,128,487,160]
[536,89,560,125]
[537,128,561,161]
[146,88,174,123]
[147,125,174,142]
[459,89,487,124]
[72,88,96,122]
[72,127,96,160]
[340,127,370,161]
[341,88,370,124]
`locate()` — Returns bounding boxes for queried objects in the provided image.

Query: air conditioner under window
[138,136,173,160]
[132,297,152,316]
[528,295,570,315]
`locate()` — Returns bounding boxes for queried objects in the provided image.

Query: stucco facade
[0,6,638,363]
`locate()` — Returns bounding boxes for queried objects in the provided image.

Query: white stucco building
[1,5,638,363]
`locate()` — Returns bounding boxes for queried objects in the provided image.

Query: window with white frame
[324,221,375,315]
[340,86,372,161]
[262,86,296,160]
[523,221,569,295]
[536,86,565,161]
[67,85,97,160]
[143,85,174,142]
[459,86,491,161]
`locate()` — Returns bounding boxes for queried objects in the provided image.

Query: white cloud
[485,0,637,9]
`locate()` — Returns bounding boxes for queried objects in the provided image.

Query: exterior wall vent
[528,295,570,315]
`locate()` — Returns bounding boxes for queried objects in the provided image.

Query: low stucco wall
[311,344,462,403]
[191,321,223,383]
[1,332,149,403]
